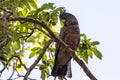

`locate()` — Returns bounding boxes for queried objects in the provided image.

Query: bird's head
[60,13,78,26]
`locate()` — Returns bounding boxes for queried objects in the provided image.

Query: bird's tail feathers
[51,63,67,77]
[66,61,72,78]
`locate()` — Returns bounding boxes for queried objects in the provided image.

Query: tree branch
[8,68,15,79]
[36,26,51,38]
[15,56,28,70]
[8,16,97,80]
[24,27,35,40]
[0,55,28,77]
[0,8,10,48]
[24,39,53,80]
[0,56,13,76]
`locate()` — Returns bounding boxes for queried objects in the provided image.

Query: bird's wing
[54,27,65,58]
[51,27,66,76]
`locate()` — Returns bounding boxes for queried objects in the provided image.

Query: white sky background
[37,0,120,80]
[1,0,120,80]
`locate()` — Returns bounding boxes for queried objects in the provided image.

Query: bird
[51,12,80,80]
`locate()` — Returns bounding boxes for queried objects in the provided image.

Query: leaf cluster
[0,0,37,15]
[0,1,102,80]
[0,1,63,80]
[77,34,103,63]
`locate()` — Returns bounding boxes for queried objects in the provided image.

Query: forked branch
[8,16,97,80]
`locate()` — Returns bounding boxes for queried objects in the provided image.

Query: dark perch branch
[24,39,53,80]
[8,17,97,80]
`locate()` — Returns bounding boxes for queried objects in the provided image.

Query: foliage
[0,0,102,80]
[77,34,102,63]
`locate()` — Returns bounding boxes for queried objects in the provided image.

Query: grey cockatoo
[51,13,80,80]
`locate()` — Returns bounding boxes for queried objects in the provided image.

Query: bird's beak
[61,19,66,23]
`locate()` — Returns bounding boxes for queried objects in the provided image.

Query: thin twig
[15,56,28,70]
[8,68,15,79]
[24,27,35,40]
[12,74,36,80]
[16,26,35,40]
[34,23,51,38]
[0,56,13,76]
[0,55,28,77]
[36,27,51,38]
[23,39,53,80]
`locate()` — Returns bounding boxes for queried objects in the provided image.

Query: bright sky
[38,0,120,80]
[1,0,120,80]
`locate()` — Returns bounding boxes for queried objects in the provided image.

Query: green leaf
[92,48,103,59]
[81,33,87,40]
[87,49,93,58]
[55,7,64,12]
[29,52,35,58]
[92,41,100,46]
[77,50,81,57]
[45,68,50,77]
[39,64,46,70]
[27,10,36,18]
[27,36,36,42]
[23,0,31,10]
[41,3,54,10]
[17,11,24,16]
[81,52,88,63]
[13,41,20,50]
[17,64,22,68]
[28,0,38,9]
[35,3,54,16]
[47,47,55,52]
[31,47,40,51]
[41,70,45,80]
[42,53,47,61]
[22,8,28,16]
[49,58,54,69]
